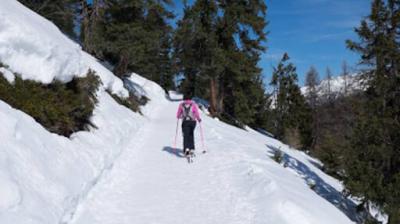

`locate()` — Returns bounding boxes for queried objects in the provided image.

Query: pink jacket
[176,100,201,121]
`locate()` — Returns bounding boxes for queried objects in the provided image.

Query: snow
[0,67,15,83]
[301,73,365,97]
[68,98,357,224]
[0,0,368,223]
[0,171,21,211]
[0,0,128,96]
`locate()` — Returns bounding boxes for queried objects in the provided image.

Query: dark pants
[182,120,196,150]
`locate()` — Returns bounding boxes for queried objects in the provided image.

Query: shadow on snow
[162,146,186,158]
[267,144,366,223]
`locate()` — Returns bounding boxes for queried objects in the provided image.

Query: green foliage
[343,1,400,222]
[0,68,100,137]
[174,0,269,129]
[107,90,148,114]
[271,149,284,164]
[80,0,175,90]
[311,94,359,178]
[268,53,312,150]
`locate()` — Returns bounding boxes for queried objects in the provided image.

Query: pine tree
[79,0,174,89]
[346,0,400,222]
[269,53,312,149]
[173,0,222,102]
[142,0,175,89]
[174,0,269,127]
[215,0,268,124]
[305,66,320,150]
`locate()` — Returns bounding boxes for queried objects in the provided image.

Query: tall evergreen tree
[173,0,222,101]
[346,0,400,222]
[215,0,268,124]
[174,0,268,127]
[79,0,174,89]
[269,53,312,149]
[305,66,320,149]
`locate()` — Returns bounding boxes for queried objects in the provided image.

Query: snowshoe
[186,149,195,163]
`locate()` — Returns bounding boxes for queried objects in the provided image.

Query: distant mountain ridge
[301,73,366,98]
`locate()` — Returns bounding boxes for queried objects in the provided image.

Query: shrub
[271,149,284,164]
[0,68,100,137]
[107,90,144,114]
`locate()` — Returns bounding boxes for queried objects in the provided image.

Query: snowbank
[0,92,146,224]
[0,171,21,211]
[127,73,168,116]
[0,0,127,96]
[0,1,152,223]
[0,67,15,83]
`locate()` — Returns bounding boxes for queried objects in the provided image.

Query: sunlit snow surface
[0,0,380,223]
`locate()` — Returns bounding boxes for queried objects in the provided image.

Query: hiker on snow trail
[176,94,201,157]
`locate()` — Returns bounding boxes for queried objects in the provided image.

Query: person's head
[183,93,192,101]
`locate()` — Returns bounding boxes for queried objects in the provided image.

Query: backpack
[182,102,195,121]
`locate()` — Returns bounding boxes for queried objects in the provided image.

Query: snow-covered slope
[1,1,362,223]
[0,0,127,96]
[68,97,361,224]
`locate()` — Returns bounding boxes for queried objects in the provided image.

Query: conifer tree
[305,66,320,149]
[173,0,222,102]
[174,0,269,127]
[346,0,400,222]
[269,53,312,149]
[215,0,268,124]
[79,0,175,89]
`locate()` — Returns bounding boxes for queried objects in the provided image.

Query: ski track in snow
[67,100,355,224]
[69,101,254,224]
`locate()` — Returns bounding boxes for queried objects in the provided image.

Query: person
[176,94,201,156]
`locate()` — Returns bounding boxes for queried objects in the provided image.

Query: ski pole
[199,121,206,153]
[173,119,179,154]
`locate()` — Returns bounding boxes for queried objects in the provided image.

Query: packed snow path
[68,99,355,224]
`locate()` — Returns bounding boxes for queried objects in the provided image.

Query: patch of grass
[0,68,100,137]
[107,90,145,114]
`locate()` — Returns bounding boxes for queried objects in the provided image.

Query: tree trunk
[209,77,218,116]
[114,51,129,77]
[81,1,91,53]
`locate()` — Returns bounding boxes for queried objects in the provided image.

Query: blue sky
[262,0,370,86]
[170,0,371,87]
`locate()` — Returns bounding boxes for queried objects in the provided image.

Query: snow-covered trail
[69,99,354,224]
[71,101,252,224]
